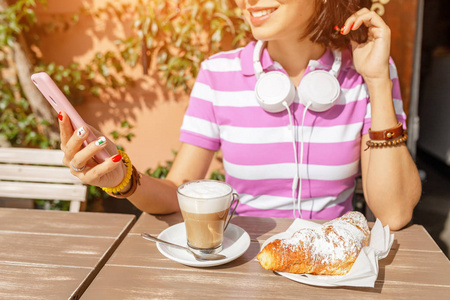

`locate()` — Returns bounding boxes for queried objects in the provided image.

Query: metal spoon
[141,232,226,261]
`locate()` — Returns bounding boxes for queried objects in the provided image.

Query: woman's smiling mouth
[248,7,277,26]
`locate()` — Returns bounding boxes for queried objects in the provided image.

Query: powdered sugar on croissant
[257,211,370,275]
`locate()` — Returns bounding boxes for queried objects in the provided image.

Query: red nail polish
[112,154,122,163]
[334,25,340,31]
[340,25,346,34]
[58,112,63,121]
[350,22,355,30]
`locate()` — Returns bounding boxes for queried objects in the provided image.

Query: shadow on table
[214,216,278,269]
[230,216,278,239]
[154,212,184,227]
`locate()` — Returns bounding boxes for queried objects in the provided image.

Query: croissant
[257,211,370,275]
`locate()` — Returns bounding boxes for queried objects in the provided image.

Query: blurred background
[0,0,449,258]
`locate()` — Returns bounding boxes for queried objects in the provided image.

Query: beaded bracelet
[101,150,133,194]
[104,165,141,199]
[364,133,408,151]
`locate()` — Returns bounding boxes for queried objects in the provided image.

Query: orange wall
[35,0,221,174]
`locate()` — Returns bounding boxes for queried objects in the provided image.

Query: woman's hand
[58,111,126,188]
[341,8,391,84]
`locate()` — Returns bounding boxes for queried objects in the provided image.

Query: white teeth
[250,9,275,18]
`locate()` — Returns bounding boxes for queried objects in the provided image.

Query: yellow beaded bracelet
[101,150,133,194]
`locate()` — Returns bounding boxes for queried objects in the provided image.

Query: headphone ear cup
[298,70,341,112]
[255,71,296,113]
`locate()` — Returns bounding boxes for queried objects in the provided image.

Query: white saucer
[156,222,250,267]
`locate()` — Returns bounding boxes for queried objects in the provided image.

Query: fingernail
[58,112,63,121]
[350,22,355,30]
[77,127,86,137]
[112,154,122,162]
[334,25,340,31]
[95,136,106,146]
[340,25,346,34]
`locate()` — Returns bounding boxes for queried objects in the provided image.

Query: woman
[59,0,421,230]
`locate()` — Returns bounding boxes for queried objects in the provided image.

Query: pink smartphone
[31,72,110,163]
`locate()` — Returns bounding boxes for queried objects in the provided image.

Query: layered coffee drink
[177,180,236,253]
[181,208,230,249]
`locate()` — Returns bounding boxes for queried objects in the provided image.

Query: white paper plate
[260,218,392,287]
[261,225,348,287]
[156,222,250,267]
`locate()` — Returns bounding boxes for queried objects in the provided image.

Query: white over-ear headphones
[252,40,343,218]
[253,40,342,113]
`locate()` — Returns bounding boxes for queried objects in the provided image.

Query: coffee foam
[177,181,233,214]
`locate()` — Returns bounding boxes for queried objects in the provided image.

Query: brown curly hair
[304,0,372,49]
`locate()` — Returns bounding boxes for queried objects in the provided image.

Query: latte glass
[177,180,239,254]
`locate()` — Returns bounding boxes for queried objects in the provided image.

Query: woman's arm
[360,85,421,231]
[342,9,422,230]
[58,111,215,215]
[126,143,216,214]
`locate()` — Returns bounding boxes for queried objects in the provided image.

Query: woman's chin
[250,29,277,42]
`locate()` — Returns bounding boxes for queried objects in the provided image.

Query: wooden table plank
[380,249,450,286]
[82,213,450,299]
[0,232,116,267]
[0,208,136,300]
[0,263,92,300]
[0,208,132,237]
[83,264,450,300]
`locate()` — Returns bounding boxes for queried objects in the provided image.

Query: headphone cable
[283,101,311,219]
[297,102,311,218]
[283,101,299,219]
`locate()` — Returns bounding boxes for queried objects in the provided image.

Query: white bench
[0,148,87,212]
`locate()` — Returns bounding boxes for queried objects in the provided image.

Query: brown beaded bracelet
[105,165,141,199]
[364,133,408,151]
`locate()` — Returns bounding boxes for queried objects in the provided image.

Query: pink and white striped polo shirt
[180,41,406,220]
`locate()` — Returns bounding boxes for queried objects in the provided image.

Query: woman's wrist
[360,63,390,87]
[104,165,141,199]
[365,77,398,131]
[101,151,141,198]
[364,76,392,92]
[119,175,133,194]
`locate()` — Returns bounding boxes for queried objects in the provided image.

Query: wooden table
[0,208,136,300]
[82,212,450,299]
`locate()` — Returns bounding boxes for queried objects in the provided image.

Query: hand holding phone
[31,72,110,163]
